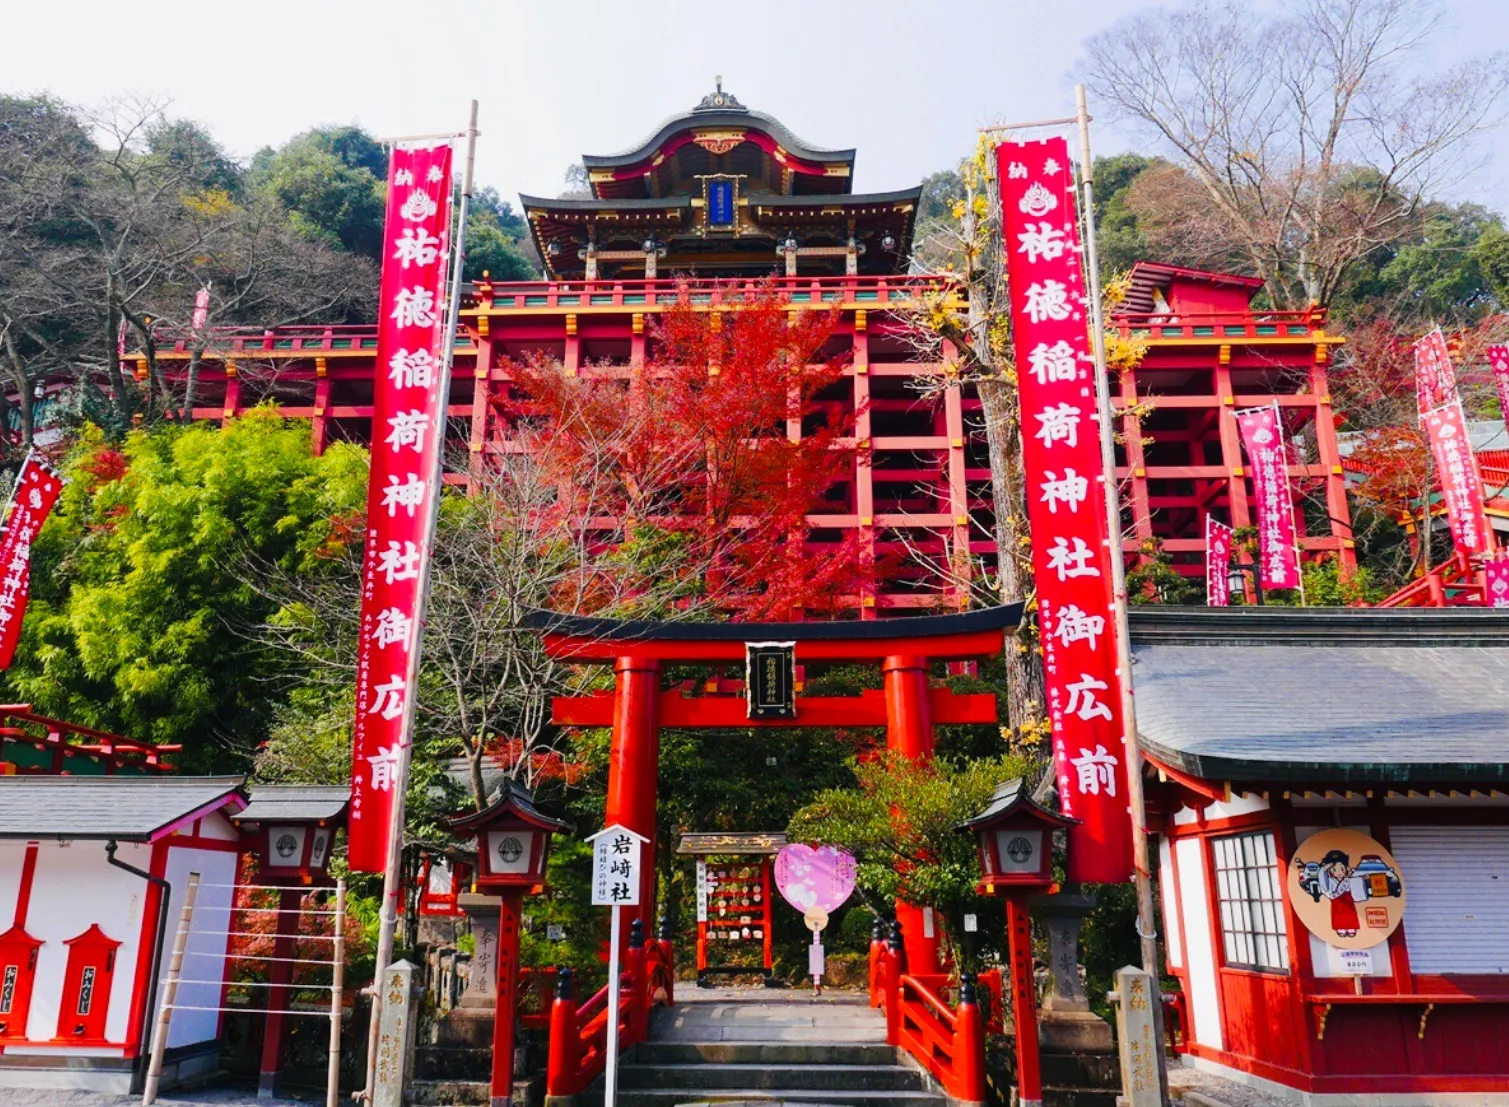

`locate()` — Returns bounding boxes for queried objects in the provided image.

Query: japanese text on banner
[1489,346,1509,438]
[1485,551,1509,608]
[1424,400,1493,556]
[1205,516,1234,607]
[0,456,64,669]
[1235,405,1302,591]
[997,136,1131,885]
[348,143,455,874]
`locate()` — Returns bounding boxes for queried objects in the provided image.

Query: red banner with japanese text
[1236,405,1302,591]
[1414,328,1456,417]
[1205,516,1233,607]
[0,455,64,669]
[1485,550,1509,608]
[997,136,1131,884]
[1424,400,1493,557]
[1488,345,1509,438]
[348,142,455,873]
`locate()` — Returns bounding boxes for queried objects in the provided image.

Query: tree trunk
[977,378,1045,737]
[104,294,131,428]
[1,329,29,456]
[182,342,206,424]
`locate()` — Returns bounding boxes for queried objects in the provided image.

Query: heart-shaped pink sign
[774,843,857,914]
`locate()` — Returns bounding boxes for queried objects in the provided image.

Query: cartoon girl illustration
[1318,849,1361,938]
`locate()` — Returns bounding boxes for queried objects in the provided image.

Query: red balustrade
[1377,549,1488,608]
[872,925,986,1106]
[544,922,673,1098]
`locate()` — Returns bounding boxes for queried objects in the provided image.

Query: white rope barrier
[182,950,341,966]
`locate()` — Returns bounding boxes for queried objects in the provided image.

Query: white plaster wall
[1159,836,1183,969]
[0,841,27,928]
[1171,793,1270,826]
[1174,836,1223,1050]
[24,839,151,1048]
[195,811,239,841]
[158,845,237,1048]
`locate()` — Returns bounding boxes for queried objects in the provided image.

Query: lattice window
[1212,831,1289,972]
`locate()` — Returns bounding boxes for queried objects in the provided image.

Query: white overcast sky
[9,0,1509,214]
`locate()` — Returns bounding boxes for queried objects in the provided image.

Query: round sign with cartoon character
[1287,828,1405,950]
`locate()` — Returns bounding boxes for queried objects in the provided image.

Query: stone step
[633,1042,901,1066]
[617,1061,928,1092]
[579,1090,947,1107]
[1041,1050,1121,1088]
[412,1045,492,1081]
[1042,1090,1120,1107]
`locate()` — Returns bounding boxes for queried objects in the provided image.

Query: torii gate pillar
[883,655,942,974]
[606,657,661,933]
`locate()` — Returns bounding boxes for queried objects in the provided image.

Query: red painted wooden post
[607,657,662,936]
[885,919,907,1048]
[257,887,303,1096]
[489,889,523,1107]
[625,918,649,1045]
[883,655,941,973]
[955,972,988,1105]
[545,966,578,1098]
[1007,894,1043,1107]
[656,914,676,1007]
[868,916,887,1006]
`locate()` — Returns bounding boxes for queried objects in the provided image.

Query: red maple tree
[504,283,872,620]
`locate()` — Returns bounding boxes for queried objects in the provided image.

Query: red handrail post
[626,918,649,1045]
[868,916,887,1007]
[545,966,579,1098]
[954,972,988,1105]
[885,920,907,1047]
[656,913,676,1007]
[1007,894,1043,1107]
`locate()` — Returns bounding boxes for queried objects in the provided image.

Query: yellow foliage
[182,189,235,218]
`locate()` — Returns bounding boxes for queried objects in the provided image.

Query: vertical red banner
[0,455,64,669]
[1485,551,1509,608]
[348,142,455,874]
[1424,400,1493,556]
[997,136,1130,884]
[1235,405,1302,591]
[1205,516,1233,607]
[1414,328,1456,416]
[1488,345,1509,438]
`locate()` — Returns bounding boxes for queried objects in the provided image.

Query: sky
[8,0,1509,215]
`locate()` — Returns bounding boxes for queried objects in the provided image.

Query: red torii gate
[525,604,1022,974]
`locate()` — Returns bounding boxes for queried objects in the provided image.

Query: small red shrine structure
[1135,606,1509,1102]
[1111,263,1355,580]
[675,831,783,986]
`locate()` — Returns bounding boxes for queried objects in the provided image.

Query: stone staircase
[579,989,948,1107]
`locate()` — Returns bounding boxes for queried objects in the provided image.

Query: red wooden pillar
[606,657,661,935]
[1007,894,1042,1107]
[883,655,941,973]
[258,887,303,1096]
[489,889,523,1107]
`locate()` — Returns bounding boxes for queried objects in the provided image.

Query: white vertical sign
[696,859,709,923]
[586,824,647,1107]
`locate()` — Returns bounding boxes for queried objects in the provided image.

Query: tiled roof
[1129,608,1509,784]
[233,784,349,825]
[0,776,246,841]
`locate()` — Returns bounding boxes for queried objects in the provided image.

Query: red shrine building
[116,85,1356,610]
[1136,607,1509,1102]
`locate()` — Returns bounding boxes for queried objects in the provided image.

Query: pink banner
[1424,400,1493,556]
[1485,551,1509,608]
[191,287,210,330]
[348,142,455,874]
[1205,516,1234,606]
[998,136,1131,885]
[1414,328,1456,417]
[0,455,64,669]
[1489,346,1509,436]
[1236,404,1302,591]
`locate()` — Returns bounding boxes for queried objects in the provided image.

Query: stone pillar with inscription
[1031,889,1114,1051]
[372,960,419,1107]
[434,893,502,1050]
[1110,966,1161,1107]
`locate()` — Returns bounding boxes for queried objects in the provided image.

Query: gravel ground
[5,1088,317,1107]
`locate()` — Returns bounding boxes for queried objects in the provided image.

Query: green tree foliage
[1335,202,1506,324]
[249,126,389,260]
[1091,153,1159,277]
[788,751,1034,971]
[465,186,538,281]
[5,411,367,768]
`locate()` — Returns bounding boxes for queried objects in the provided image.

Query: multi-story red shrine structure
[124,87,1355,607]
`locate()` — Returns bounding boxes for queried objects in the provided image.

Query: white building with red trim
[0,776,244,1092]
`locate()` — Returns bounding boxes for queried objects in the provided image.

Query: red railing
[1110,306,1327,341]
[473,274,958,313]
[1376,549,1487,608]
[871,927,986,1105]
[545,920,674,1098]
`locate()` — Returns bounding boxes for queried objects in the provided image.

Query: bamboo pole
[1074,84,1171,1107]
[328,879,346,1107]
[142,871,200,1106]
